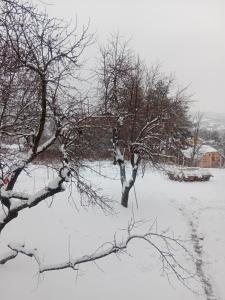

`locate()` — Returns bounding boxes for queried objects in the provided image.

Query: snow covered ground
[0,162,225,300]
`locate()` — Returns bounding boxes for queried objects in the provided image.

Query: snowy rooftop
[182,144,219,159]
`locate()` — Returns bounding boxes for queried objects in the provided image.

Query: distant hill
[194,112,225,132]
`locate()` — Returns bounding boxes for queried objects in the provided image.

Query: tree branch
[0,221,195,290]
[0,166,70,233]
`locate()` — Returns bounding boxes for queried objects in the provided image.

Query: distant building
[181,145,225,168]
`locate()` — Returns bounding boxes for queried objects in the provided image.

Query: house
[181,144,225,168]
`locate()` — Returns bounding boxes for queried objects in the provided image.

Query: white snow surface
[0,162,225,300]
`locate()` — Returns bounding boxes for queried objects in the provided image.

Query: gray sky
[38,0,225,113]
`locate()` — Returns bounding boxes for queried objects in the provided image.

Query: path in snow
[179,206,218,300]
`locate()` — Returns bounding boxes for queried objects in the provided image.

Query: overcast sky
[37,0,225,113]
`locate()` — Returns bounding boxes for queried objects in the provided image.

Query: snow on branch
[0,166,70,232]
[0,190,30,201]
[0,248,18,265]
[0,243,40,266]
[0,220,195,288]
[115,146,124,163]
[35,132,61,156]
[2,130,62,193]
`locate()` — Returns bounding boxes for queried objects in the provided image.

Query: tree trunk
[121,186,131,208]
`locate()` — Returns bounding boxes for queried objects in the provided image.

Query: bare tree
[97,36,191,207]
[0,0,104,233]
[190,112,203,166]
[96,32,133,115]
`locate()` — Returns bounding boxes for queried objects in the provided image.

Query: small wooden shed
[182,145,225,168]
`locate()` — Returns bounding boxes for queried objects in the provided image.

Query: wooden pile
[167,168,212,182]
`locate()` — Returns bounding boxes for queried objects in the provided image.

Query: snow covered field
[0,162,225,300]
